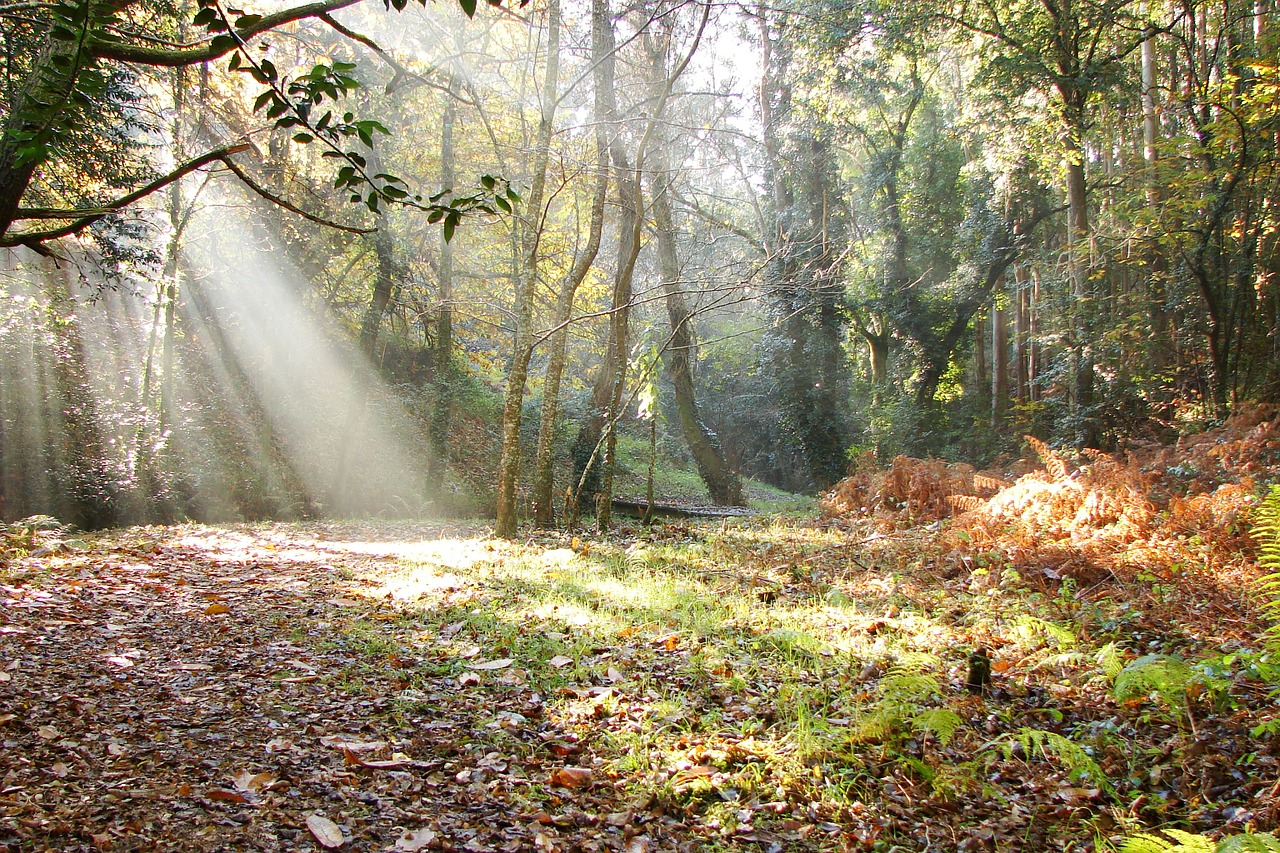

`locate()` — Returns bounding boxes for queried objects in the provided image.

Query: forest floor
[2,411,1279,853]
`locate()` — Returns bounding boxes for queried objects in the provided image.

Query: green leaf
[235,13,262,28]
[293,132,313,143]
[481,174,496,190]
[443,218,457,242]
[458,0,477,17]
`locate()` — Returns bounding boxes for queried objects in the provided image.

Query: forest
[3,0,1280,848]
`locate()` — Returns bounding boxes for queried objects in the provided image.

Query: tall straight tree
[643,23,743,506]
[756,3,853,489]
[494,0,564,537]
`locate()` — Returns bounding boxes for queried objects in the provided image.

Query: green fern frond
[1119,831,1214,853]
[994,727,1115,796]
[1119,833,1185,853]
[1114,655,1193,710]
[1217,832,1280,852]
[1015,615,1077,649]
[1254,485,1280,650]
[850,653,945,744]
[912,708,963,747]
[1036,651,1087,670]
[1096,641,1125,679]
[1119,828,1280,853]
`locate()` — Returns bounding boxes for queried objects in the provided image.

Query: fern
[1255,485,1280,651]
[1120,830,1215,853]
[1120,829,1280,853]
[1096,641,1125,679]
[912,708,963,747]
[1114,655,1194,711]
[851,653,944,743]
[1015,615,1077,650]
[1217,833,1280,852]
[993,727,1115,796]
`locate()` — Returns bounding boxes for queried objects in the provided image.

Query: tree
[0,0,512,255]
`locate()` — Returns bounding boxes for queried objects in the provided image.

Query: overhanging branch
[1,144,252,249]
[219,156,373,234]
[88,0,362,66]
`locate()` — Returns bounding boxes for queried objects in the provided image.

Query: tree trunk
[1013,263,1030,401]
[645,37,742,507]
[567,0,643,530]
[530,12,607,525]
[427,72,462,494]
[494,0,563,537]
[992,299,1009,426]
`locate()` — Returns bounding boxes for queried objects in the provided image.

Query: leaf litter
[0,453,1275,853]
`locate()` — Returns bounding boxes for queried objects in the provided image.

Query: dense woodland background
[1,0,1279,531]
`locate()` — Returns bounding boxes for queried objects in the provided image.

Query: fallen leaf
[177,663,212,671]
[106,743,127,756]
[394,827,437,851]
[203,603,230,615]
[105,655,133,668]
[307,814,346,848]
[0,672,10,682]
[549,766,592,789]
[205,788,249,804]
[458,672,481,686]
[0,714,16,725]
[233,770,275,792]
[320,736,387,753]
[37,726,59,740]
[468,658,513,670]
[49,762,69,778]
[606,666,623,682]
[548,655,574,668]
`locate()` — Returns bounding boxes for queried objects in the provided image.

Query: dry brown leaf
[549,766,592,789]
[320,735,383,749]
[203,602,230,615]
[0,714,16,725]
[548,655,574,668]
[467,658,513,670]
[104,655,133,668]
[306,814,346,848]
[458,672,481,686]
[206,788,249,804]
[394,827,438,852]
[37,725,59,740]
[233,770,275,792]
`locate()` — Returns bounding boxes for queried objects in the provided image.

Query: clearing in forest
[2,411,1280,853]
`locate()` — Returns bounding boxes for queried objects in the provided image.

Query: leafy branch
[193,0,518,235]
